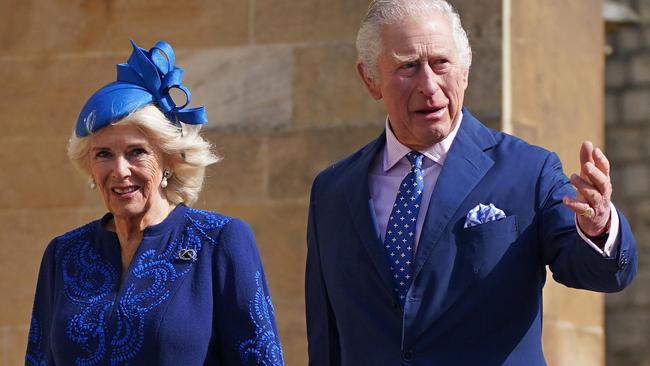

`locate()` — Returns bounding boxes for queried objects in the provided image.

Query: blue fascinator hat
[75,40,207,137]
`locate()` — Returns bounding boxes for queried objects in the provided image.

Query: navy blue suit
[306,110,637,365]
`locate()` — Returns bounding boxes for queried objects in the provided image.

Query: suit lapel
[341,133,396,295]
[413,111,497,277]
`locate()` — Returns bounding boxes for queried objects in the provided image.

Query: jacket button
[402,350,414,362]
[619,255,629,269]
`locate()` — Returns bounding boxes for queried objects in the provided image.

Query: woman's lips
[111,186,140,199]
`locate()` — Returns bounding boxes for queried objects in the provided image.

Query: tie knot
[406,151,424,170]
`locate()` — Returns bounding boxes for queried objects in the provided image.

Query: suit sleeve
[305,179,341,366]
[538,152,637,292]
[25,241,57,366]
[212,218,285,365]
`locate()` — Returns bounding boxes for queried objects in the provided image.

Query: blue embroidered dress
[26,204,284,366]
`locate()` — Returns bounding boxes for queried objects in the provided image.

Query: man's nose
[418,64,439,97]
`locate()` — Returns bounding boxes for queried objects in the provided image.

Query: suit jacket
[305,109,637,366]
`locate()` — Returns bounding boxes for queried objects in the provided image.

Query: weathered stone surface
[183,46,293,130]
[0,0,248,57]
[605,92,620,125]
[198,132,267,206]
[510,0,604,156]
[622,88,650,123]
[0,138,102,210]
[267,126,381,199]
[606,58,626,89]
[618,27,643,53]
[454,0,503,122]
[619,162,650,197]
[293,45,385,128]
[0,55,122,139]
[543,320,604,366]
[543,278,604,328]
[254,0,368,43]
[606,124,646,161]
[4,325,30,366]
[0,208,96,326]
[606,308,650,355]
[631,53,650,84]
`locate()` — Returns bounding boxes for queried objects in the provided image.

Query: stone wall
[605,1,650,365]
[0,0,617,364]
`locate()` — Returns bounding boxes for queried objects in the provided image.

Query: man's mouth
[415,105,447,116]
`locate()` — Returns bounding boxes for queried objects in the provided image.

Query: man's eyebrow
[391,52,419,63]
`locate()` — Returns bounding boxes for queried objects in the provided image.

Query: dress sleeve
[212,218,285,366]
[25,241,57,366]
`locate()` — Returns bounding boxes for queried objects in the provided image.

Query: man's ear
[356,62,382,100]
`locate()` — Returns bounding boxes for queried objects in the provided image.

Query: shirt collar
[383,110,463,172]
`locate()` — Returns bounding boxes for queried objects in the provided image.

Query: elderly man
[305,0,637,365]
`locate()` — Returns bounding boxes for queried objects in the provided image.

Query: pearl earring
[161,170,172,188]
[89,179,96,189]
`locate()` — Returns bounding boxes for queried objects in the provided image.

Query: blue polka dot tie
[383,151,424,308]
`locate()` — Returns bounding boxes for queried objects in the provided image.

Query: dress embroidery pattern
[59,209,229,365]
[26,317,48,366]
[239,272,285,366]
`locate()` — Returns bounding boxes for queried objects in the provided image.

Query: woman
[25,40,284,366]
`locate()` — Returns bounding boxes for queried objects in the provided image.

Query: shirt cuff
[575,201,620,258]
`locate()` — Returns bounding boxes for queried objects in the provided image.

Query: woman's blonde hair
[67,104,220,206]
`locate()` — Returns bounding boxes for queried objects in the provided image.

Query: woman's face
[88,124,167,220]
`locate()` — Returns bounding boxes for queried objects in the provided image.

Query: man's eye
[401,62,418,69]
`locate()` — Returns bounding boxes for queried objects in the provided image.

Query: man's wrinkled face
[359,11,469,150]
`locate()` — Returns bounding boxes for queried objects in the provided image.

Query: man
[305,1,637,365]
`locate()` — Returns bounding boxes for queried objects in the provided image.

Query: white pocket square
[464,203,506,228]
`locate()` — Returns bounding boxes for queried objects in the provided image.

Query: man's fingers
[593,147,611,177]
[563,196,593,215]
[582,162,612,199]
[580,141,595,184]
[570,173,602,207]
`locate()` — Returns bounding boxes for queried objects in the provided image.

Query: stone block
[197,133,267,206]
[454,0,503,121]
[0,138,102,210]
[606,307,650,352]
[210,201,309,366]
[0,208,93,326]
[622,88,650,123]
[3,325,30,366]
[605,92,621,125]
[606,125,646,161]
[293,45,385,128]
[542,320,604,366]
[0,0,248,57]
[620,162,650,197]
[543,278,604,328]
[617,27,642,54]
[0,55,122,139]
[606,58,626,89]
[181,46,293,130]
[254,0,367,43]
[630,53,650,84]
[267,126,381,200]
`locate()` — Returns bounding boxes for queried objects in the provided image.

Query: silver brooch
[177,248,197,262]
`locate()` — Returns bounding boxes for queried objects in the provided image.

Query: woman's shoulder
[182,207,255,243]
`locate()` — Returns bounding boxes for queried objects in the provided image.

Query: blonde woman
[26,40,284,366]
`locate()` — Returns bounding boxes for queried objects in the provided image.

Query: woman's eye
[130,148,148,157]
[95,150,111,159]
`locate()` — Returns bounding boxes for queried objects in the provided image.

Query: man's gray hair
[356,0,472,80]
